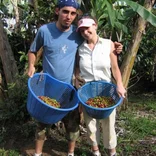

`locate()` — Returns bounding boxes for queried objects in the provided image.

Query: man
[27,0,123,156]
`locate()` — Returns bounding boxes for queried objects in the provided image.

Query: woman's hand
[116,85,127,98]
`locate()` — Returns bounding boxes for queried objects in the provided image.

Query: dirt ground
[21,128,89,156]
[0,122,91,156]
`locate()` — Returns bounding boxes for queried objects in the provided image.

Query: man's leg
[35,140,45,154]
[34,122,49,155]
[62,107,80,155]
[68,140,76,153]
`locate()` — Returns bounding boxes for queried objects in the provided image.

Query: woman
[75,15,126,156]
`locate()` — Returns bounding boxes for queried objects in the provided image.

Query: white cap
[77,18,95,32]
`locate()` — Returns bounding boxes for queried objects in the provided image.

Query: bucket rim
[77,81,123,110]
[28,72,79,111]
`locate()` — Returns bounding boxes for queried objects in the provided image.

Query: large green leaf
[7,3,14,14]
[118,0,156,27]
[114,21,128,33]
[90,0,106,18]
[105,0,116,27]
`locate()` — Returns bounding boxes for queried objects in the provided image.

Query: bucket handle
[37,71,44,84]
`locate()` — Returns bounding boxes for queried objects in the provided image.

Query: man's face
[56,6,77,30]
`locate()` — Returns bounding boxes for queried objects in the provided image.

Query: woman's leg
[83,108,100,153]
[101,109,117,156]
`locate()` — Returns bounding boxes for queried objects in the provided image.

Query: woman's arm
[110,41,126,98]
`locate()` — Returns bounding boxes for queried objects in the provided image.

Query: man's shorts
[35,107,80,141]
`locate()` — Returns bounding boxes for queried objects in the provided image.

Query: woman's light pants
[83,108,117,149]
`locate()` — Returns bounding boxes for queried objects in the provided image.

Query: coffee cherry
[38,96,61,108]
[86,96,115,108]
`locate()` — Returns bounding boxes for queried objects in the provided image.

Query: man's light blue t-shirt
[30,22,83,84]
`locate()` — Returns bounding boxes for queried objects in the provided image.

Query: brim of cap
[76,23,93,32]
[76,18,96,32]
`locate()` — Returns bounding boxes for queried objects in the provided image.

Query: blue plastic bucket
[78,81,123,119]
[27,73,79,124]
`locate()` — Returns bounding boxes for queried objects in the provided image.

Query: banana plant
[119,0,156,26]
[79,0,156,40]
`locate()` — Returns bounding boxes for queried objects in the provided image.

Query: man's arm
[27,51,36,77]
[74,52,85,89]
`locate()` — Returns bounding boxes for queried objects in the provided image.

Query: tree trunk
[152,52,156,82]
[11,0,20,31]
[32,0,39,15]
[0,72,4,102]
[120,0,155,89]
[0,19,19,84]
[28,0,39,14]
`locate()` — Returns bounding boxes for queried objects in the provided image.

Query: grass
[115,92,156,156]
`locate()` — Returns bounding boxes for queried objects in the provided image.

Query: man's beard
[61,24,70,30]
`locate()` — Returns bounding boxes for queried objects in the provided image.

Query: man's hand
[114,41,123,54]
[27,51,36,77]
[27,64,35,78]
[75,76,85,89]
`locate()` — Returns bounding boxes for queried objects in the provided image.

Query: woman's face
[79,24,97,41]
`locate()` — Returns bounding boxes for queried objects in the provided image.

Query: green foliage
[0,126,6,144]
[7,33,29,74]
[0,74,30,123]
[119,0,156,27]
[0,0,13,15]
[82,0,156,44]
[80,0,156,39]
[19,121,36,138]
[0,148,20,156]
[26,0,56,25]
[132,25,156,81]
